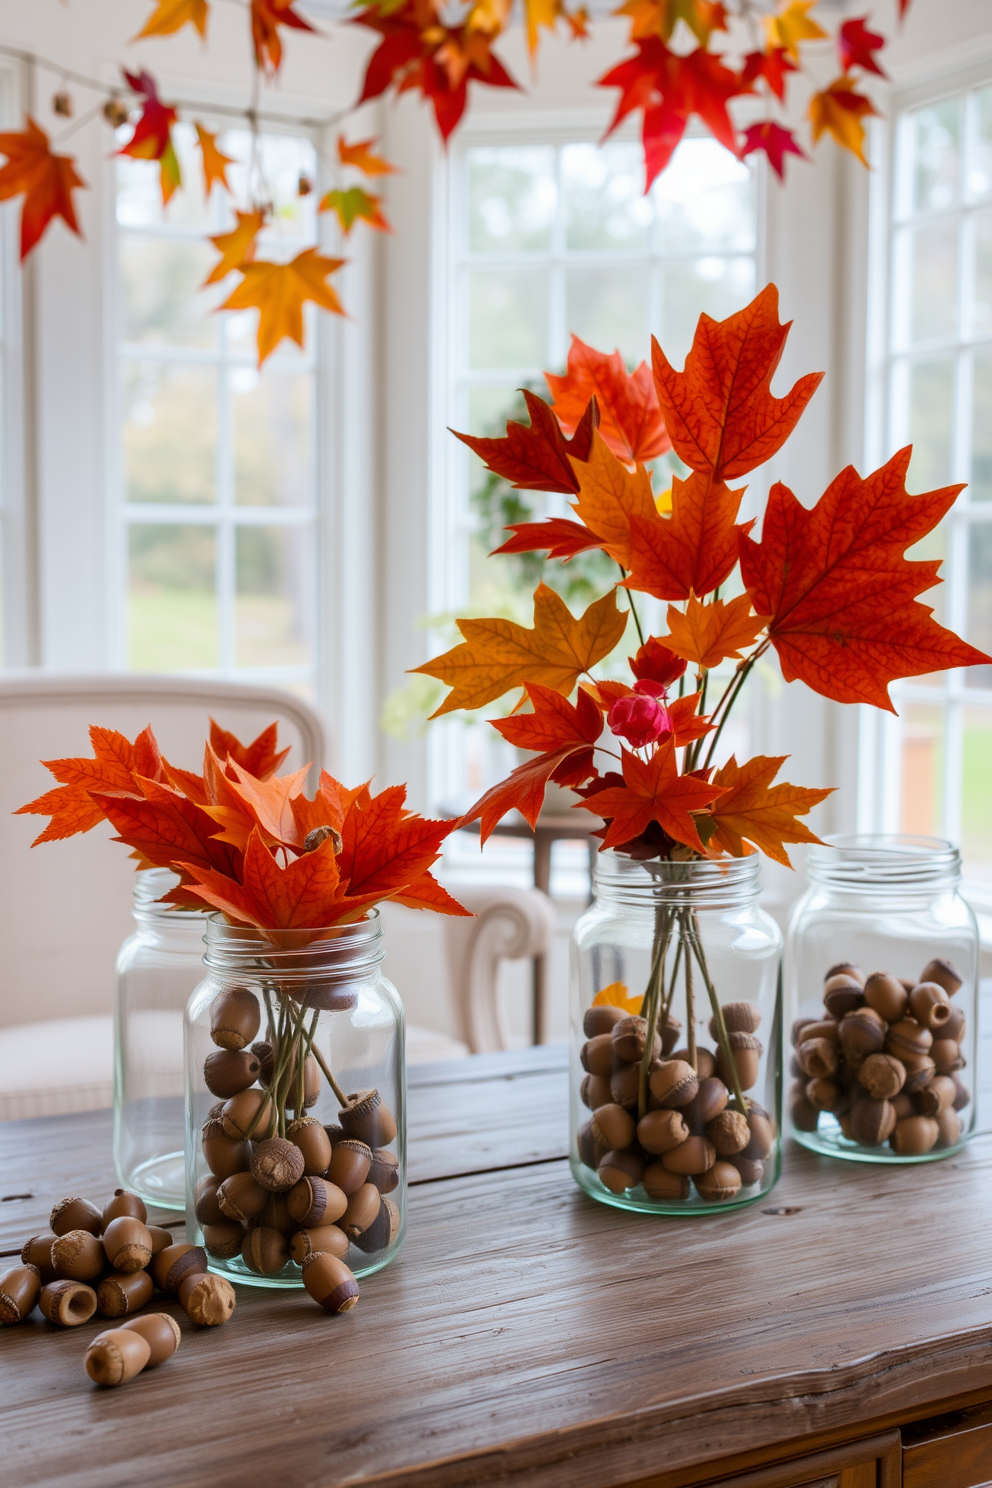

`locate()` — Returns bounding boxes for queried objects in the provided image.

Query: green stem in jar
[684,914,748,1115]
[310,1041,351,1111]
[637,908,674,1121]
[682,911,697,1073]
[660,933,683,1028]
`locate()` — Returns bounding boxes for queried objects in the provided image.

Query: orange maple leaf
[203,209,264,286]
[92,776,242,880]
[392,870,473,915]
[545,336,670,466]
[592,981,642,1015]
[334,786,455,915]
[319,186,391,235]
[15,725,164,843]
[195,124,234,195]
[578,738,726,852]
[809,77,878,167]
[625,470,748,601]
[180,828,341,930]
[337,135,398,177]
[134,0,209,39]
[0,118,86,260]
[209,719,290,779]
[739,449,992,709]
[661,594,769,670]
[250,0,314,75]
[414,583,628,717]
[570,431,658,568]
[290,771,366,844]
[220,248,346,366]
[704,754,832,866]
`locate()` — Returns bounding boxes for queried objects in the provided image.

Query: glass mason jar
[185,912,406,1288]
[786,835,978,1163]
[115,868,207,1210]
[570,852,783,1214]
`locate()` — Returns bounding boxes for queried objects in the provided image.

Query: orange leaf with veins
[220,249,346,366]
[625,470,749,600]
[661,594,769,670]
[16,725,164,843]
[180,828,341,929]
[704,754,832,866]
[204,210,264,287]
[578,739,725,853]
[209,719,290,779]
[195,124,234,196]
[570,430,658,568]
[0,118,86,260]
[392,871,473,915]
[546,336,670,465]
[337,135,398,176]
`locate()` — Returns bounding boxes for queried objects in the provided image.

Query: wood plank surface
[2,1049,992,1488]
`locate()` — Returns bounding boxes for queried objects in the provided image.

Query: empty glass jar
[185,912,406,1287]
[786,836,978,1162]
[570,852,783,1214]
[115,868,206,1210]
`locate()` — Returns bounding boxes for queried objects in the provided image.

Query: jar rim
[133,866,204,920]
[807,834,961,888]
[201,909,384,980]
[594,848,761,906]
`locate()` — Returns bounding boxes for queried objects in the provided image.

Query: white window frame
[0,56,31,668]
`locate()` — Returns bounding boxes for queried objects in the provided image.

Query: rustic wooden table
[3,1044,992,1488]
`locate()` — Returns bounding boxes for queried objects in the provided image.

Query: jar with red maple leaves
[571,851,783,1214]
[185,911,405,1287]
[786,836,978,1163]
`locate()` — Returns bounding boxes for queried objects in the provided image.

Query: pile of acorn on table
[576,1000,774,1201]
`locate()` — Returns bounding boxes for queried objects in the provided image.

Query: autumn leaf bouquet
[18,721,466,1283]
[417,284,989,1211]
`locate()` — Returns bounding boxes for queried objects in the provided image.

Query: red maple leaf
[625,470,750,600]
[838,17,887,77]
[738,448,992,709]
[493,516,603,562]
[120,70,181,203]
[740,47,796,101]
[15,725,164,843]
[209,719,291,779]
[741,121,807,181]
[250,0,314,75]
[179,828,341,930]
[0,118,86,260]
[577,738,726,852]
[545,337,670,465]
[93,776,242,880]
[454,391,597,495]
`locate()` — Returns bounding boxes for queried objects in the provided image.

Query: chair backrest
[0,673,324,1029]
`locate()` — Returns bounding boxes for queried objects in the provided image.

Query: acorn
[355,1196,401,1254]
[839,1007,886,1068]
[805,1077,846,1114]
[952,1074,971,1111]
[823,976,864,1020]
[20,1234,57,1284]
[610,1062,640,1110]
[577,1120,608,1170]
[681,1077,729,1133]
[583,1004,625,1038]
[849,1096,896,1147]
[694,1161,742,1202]
[302,1252,359,1313]
[204,1048,261,1100]
[826,961,865,986]
[648,1059,698,1108]
[152,1243,208,1296]
[580,1073,612,1109]
[259,1192,296,1237]
[637,1108,688,1155]
[251,1040,276,1084]
[908,982,951,1032]
[858,1053,906,1101]
[659,1015,682,1056]
[891,1115,939,1156]
[798,1037,838,1079]
[798,1019,840,1045]
[791,1017,816,1049]
[282,1054,321,1111]
[326,1138,372,1195]
[220,1089,276,1142]
[611,1015,660,1063]
[580,1035,614,1078]
[243,1226,289,1275]
[289,1225,350,1264]
[886,1017,933,1061]
[287,1176,348,1229]
[369,1149,400,1194]
[918,958,961,996]
[287,1116,333,1177]
[661,1136,715,1176]
[864,972,908,1024]
[913,1075,956,1117]
[209,986,260,1051]
[50,1196,103,1238]
[935,1106,961,1148]
[931,1038,963,1075]
[51,1229,105,1283]
[730,1154,765,1186]
[709,1001,761,1037]
[85,1327,151,1387]
[716,1032,762,1092]
[149,1226,174,1256]
[103,1217,153,1275]
[642,1165,690,1201]
[102,1190,147,1227]
[202,1125,251,1180]
[741,1104,775,1161]
[217,1171,269,1224]
[202,1222,245,1260]
[179,1272,236,1326]
[597,1149,643,1193]
[891,1092,915,1121]
[340,1090,397,1147]
[251,1137,306,1193]
[0,1264,41,1324]
[790,1089,820,1133]
[343,1185,382,1240]
[97,1270,154,1318]
[591,1102,636,1151]
[120,1312,181,1365]
[39,1280,97,1326]
[193,1175,224,1226]
[705,1109,750,1156]
[901,1054,936,1094]
[944,1004,966,1041]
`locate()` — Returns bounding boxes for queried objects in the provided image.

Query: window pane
[120,236,220,349]
[661,258,756,368]
[654,140,756,254]
[468,147,555,253]
[123,362,217,505]
[235,526,315,669]
[967,85,992,200]
[563,143,649,251]
[970,351,992,501]
[906,221,959,343]
[905,358,955,491]
[116,124,212,232]
[128,524,217,669]
[909,99,961,214]
[232,370,313,507]
[971,209,992,337]
[962,707,992,877]
[224,132,318,251]
[468,267,547,370]
[565,266,649,364]
[966,522,992,687]
[898,703,944,837]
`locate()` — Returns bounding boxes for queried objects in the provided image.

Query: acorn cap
[705,1109,750,1156]
[202,1221,246,1260]
[152,1243,208,1296]
[710,1001,761,1037]
[694,1160,742,1202]
[339,1089,397,1147]
[39,1279,98,1326]
[354,1196,401,1254]
[102,1217,153,1275]
[302,1251,359,1313]
[289,1224,350,1264]
[648,1059,698,1109]
[368,1149,400,1194]
[250,1137,306,1193]
[50,1197,103,1238]
[209,986,260,1052]
[287,1176,348,1228]
[51,1229,105,1282]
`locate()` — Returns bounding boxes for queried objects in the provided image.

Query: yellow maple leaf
[764,0,827,59]
[661,594,769,671]
[414,583,628,717]
[570,430,657,569]
[523,0,558,54]
[614,0,724,43]
[134,0,209,39]
[809,78,878,167]
[195,124,234,197]
[592,981,642,1015]
[466,0,513,34]
[220,248,346,366]
[337,135,398,178]
[705,754,833,867]
[203,209,264,287]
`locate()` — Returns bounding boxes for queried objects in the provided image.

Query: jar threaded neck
[807,835,961,893]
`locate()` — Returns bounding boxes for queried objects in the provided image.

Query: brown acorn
[610,1062,640,1110]
[287,1116,333,1177]
[342,1183,382,1239]
[217,1171,270,1224]
[202,1222,245,1260]
[259,1192,296,1237]
[203,1048,261,1100]
[681,1076,729,1133]
[194,1175,225,1226]
[102,1190,147,1227]
[354,1196,401,1254]
[790,1017,816,1049]
[20,1234,57,1284]
[590,1102,636,1151]
[798,1037,838,1079]
[250,1137,306,1193]
[694,1161,742,1202]
[823,976,864,1019]
[857,1052,906,1101]
[908,982,951,1031]
[102,1217,153,1274]
[730,1154,765,1186]
[577,1120,608,1170]
[886,1017,933,1061]
[935,1106,961,1148]
[580,1034,615,1077]
[648,1059,698,1109]
[891,1091,915,1121]
[705,1109,750,1156]
[597,1149,643,1193]
[931,1037,963,1075]
[659,1014,682,1056]
[582,1004,625,1038]
[805,1077,846,1114]
[580,1073,612,1109]
[890,1115,939,1156]
[289,1225,350,1264]
[913,1075,956,1117]
[849,1096,896,1147]
[789,1088,820,1133]
[152,1243,208,1296]
[863,972,908,1024]
[326,1138,372,1195]
[242,1226,289,1276]
[715,1032,762,1092]
[636,1108,688,1155]
[220,1089,276,1142]
[340,1090,397,1147]
[944,1004,966,1041]
[952,1074,971,1111]
[741,1104,775,1161]
[661,1136,715,1176]
[287,1176,348,1228]
[120,1312,181,1365]
[838,1007,886,1069]
[201,1122,251,1180]
[709,1001,761,1037]
[826,961,865,986]
[642,1165,690,1201]
[0,1264,42,1324]
[51,1229,105,1283]
[918,958,962,996]
[179,1272,236,1326]
[96,1270,154,1319]
[85,1327,151,1387]
[611,1015,660,1063]
[39,1280,97,1326]
[302,1252,359,1313]
[901,1054,937,1094]
[798,1019,840,1044]
[368,1149,400,1194]
[50,1197,103,1238]
[209,986,260,1051]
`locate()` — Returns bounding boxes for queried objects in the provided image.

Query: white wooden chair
[0,673,555,1118]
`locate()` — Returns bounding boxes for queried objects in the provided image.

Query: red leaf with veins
[179,829,341,930]
[577,738,725,852]
[454,391,596,495]
[545,336,670,465]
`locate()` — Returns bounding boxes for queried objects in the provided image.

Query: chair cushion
[0,1015,468,1120]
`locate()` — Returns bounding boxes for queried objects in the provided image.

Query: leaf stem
[682,912,697,1073]
[684,916,748,1115]
[702,641,768,770]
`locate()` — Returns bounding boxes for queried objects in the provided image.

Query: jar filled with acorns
[185,912,405,1285]
[570,851,783,1214]
[786,836,978,1162]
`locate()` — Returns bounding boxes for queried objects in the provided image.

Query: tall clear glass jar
[570,852,783,1214]
[786,836,978,1162]
[185,912,406,1288]
[115,868,206,1210]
